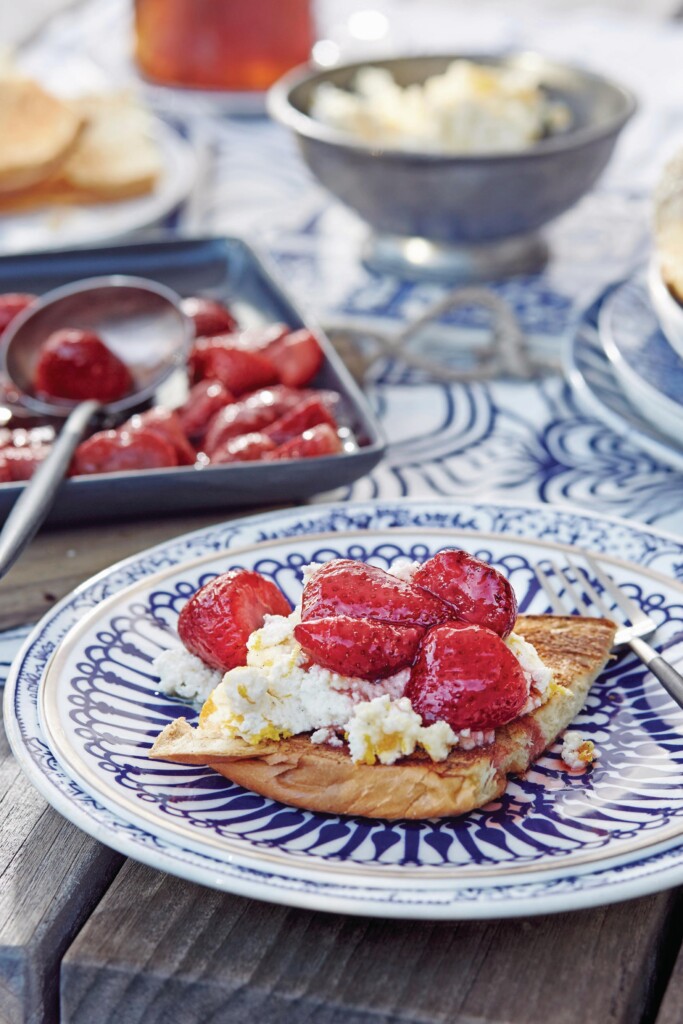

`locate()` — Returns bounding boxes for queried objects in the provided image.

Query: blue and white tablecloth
[2,0,682,679]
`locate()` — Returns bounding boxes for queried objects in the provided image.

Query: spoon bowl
[0,274,191,579]
[1,274,191,418]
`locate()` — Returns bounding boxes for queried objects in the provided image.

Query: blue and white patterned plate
[5,500,683,918]
[598,277,683,443]
[565,291,683,473]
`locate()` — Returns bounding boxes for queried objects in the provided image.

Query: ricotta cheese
[155,646,222,703]
[311,59,571,155]
[506,631,554,713]
[346,695,458,765]
[561,731,598,770]
[197,611,408,745]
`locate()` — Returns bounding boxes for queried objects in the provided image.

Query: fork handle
[630,637,683,711]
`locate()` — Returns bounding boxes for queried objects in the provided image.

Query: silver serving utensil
[0,274,191,578]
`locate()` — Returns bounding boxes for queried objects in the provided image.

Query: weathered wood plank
[655,929,683,1024]
[61,860,682,1024]
[0,509,273,631]
[0,705,123,1024]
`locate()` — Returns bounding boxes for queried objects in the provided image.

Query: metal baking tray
[0,236,385,524]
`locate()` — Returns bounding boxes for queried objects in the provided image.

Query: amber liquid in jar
[134,0,315,91]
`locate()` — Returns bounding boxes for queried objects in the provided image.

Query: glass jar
[133,0,316,91]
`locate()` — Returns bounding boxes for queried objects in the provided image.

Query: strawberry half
[179,380,235,440]
[178,569,291,672]
[202,386,306,454]
[294,616,424,679]
[181,297,238,337]
[266,329,323,388]
[301,559,451,628]
[209,432,276,463]
[263,396,338,445]
[268,423,342,460]
[406,623,528,732]
[188,338,278,395]
[126,408,196,465]
[413,549,518,638]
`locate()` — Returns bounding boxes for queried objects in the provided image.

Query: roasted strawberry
[268,423,342,460]
[2,444,51,481]
[188,337,277,395]
[202,386,305,454]
[264,396,338,445]
[233,322,289,352]
[34,328,133,404]
[406,623,528,732]
[0,293,35,334]
[178,569,291,671]
[266,329,323,388]
[126,408,196,465]
[301,559,451,628]
[413,550,518,638]
[0,456,12,483]
[210,432,276,463]
[181,296,238,337]
[179,380,234,440]
[71,428,178,476]
[294,616,424,679]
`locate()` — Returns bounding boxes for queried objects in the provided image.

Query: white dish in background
[0,119,196,255]
[5,499,683,920]
[598,277,683,445]
[565,291,683,472]
[648,257,683,363]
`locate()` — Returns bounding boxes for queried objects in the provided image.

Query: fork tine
[534,563,566,615]
[584,555,651,629]
[566,557,613,619]
[557,562,593,615]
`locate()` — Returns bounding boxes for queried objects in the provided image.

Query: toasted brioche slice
[151,615,616,819]
[0,77,83,195]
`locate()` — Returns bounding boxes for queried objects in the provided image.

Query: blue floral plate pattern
[5,500,683,918]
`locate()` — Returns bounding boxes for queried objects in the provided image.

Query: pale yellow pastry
[0,90,161,211]
[0,77,83,195]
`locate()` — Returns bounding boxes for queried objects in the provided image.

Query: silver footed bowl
[268,52,636,280]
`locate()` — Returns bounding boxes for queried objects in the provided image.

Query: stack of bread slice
[0,73,161,212]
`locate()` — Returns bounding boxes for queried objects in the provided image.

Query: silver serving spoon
[0,274,192,578]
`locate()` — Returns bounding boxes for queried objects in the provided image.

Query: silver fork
[535,554,683,711]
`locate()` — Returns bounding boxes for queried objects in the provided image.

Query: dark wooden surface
[0,705,123,1024]
[60,861,682,1024]
[0,516,681,1024]
[0,511,237,631]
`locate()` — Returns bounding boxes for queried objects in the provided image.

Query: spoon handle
[0,400,101,580]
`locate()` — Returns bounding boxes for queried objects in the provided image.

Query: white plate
[0,119,196,255]
[564,290,683,473]
[598,277,683,444]
[6,499,683,917]
[5,500,683,919]
[648,257,683,363]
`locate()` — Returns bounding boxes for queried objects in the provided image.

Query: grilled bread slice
[150,615,616,819]
[0,77,83,195]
